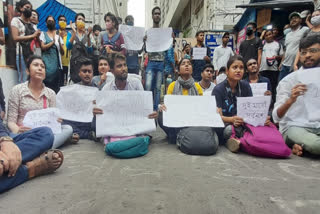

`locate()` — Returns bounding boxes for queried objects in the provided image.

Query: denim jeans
[145,61,164,110]
[0,127,54,193]
[16,54,28,83]
[278,65,291,82]
[52,125,73,149]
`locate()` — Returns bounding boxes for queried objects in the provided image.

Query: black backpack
[177,127,219,156]
[69,36,89,83]
[19,18,35,63]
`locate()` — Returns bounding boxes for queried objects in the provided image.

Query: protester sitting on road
[40,15,64,93]
[11,0,41,83]
[212,55,273,153]
[245,58,272,96]
[215,66,227,85]
[191,31,211,81]
[92,54,157,145]
[158,58,203,144]
[6,55,75,148]
[273,35,320,157]
[0,124,64,193]
[62,57,95,140]
[101,12,126,56]
[198,63,216,96]
[92,56,112,90]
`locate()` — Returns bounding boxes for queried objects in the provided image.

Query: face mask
[126,21,133,26]
[106,22,113,30]
[246,27,254,36]
[311,15,320,26]
[283,28,291,36]
[23,8,32,18]
[59,21,67,29]
[76,21,85,30]
[47,21,55,30]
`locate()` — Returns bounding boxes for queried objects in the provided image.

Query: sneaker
[226,138,240,153]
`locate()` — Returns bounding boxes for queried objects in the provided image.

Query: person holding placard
[245,58,272,96]
[212,56,285,156]
[7,56,75,149]
[144,7,166,110]
[199,64,216,96]
[93,54,157,158]
[62,57,96,140]
[191,31,212,81]
[273,35,320,157]
[158,58,203,144]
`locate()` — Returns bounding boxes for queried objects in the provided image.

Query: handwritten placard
[192,47,207,60]
[237,96,271,127]
[23,108,61,134]
[56,85,98,122]
[163,95,224,128]
[297,68,320,121]
[146,28,173,52]
[95,90,156,137]
[250,83,268,97]
[119,25,145,51]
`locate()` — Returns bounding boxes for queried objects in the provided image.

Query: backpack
[231,123,291,158]
[19,18,35,63]
[101,32,121,55]
[69,36,89,83]
[177,127,219,156]
[105,136,150,159]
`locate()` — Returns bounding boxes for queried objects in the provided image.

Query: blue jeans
[16,54,28,83]
[278,65,291,82]
[145,61,164,110]
[0,127,54,193]
[52,125,73,149]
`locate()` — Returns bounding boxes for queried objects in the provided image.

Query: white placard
[23,108,61,134]
[163,95,224,128]
[56,85,98,122]
[250,83,268,97]
[192,47,207,60]
[96,90,156,137]
[119,25,145,51]
[237,96,271,127]
[146,28,173,52]
[297,68,320,121]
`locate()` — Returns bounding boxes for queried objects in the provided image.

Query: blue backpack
[101,32,121,55]
[105,136,150,159]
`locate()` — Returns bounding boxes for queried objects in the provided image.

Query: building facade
[145,0,248,37]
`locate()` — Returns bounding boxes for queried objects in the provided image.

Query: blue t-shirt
[244,75,272,92]
[212,79,253,117]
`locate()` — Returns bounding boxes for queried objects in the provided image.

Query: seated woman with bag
[7,55,78,149]
[159,58,219,155]
[212,55,290,158]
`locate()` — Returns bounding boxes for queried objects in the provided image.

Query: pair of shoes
[226,138,240,153]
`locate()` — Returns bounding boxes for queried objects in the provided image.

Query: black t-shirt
[239,37,262,64]
[212,79,253,117]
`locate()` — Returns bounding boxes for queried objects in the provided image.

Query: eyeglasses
[300,48,320,56]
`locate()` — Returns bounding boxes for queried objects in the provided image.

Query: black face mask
[23,8,32,18]
[47,21,56,30]
[246,28,254,36]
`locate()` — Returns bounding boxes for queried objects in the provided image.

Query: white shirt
[102,76,143,91]
[212,45,234,71]
[199,82,215,96]
[40,32,64,69]
[260,41,283,72]
[272,68,320,134]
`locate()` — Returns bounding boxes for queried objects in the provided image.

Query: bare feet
[292,144,303,156]
[226,138,241,153]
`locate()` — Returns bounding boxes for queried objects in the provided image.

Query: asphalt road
[1,128,320,214]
